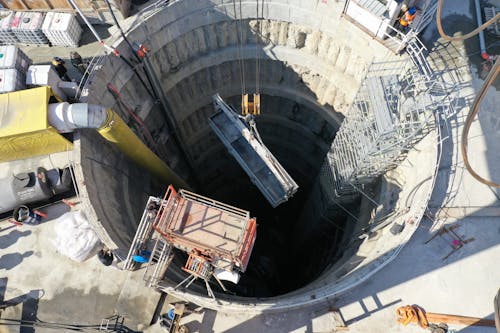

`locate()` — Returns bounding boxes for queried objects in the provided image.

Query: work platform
[153,185,257,274]
[124,185,257,296]
[209,94,299,208]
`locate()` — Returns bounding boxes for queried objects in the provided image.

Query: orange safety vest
[400,11,416,27]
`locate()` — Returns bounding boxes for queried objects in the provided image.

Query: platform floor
[167,197,248,256]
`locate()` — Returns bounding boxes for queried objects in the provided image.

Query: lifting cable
[255,0,261,96]
[68,0,156,100]
[233,0,246,96]
[436,0,500,187]
[103,0,158,100]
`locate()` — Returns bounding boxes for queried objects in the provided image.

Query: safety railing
[123,196,160,271]
[152,185,180,237]
[325,44,457,198]
[76,52,106,101]
[343,0,439,54]
[179,189,250,219]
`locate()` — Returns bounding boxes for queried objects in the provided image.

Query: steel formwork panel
[209,94,299,208]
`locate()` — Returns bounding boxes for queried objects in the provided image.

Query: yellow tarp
[0,87,72,162]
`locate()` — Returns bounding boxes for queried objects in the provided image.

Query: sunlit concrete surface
[0,202,160,332]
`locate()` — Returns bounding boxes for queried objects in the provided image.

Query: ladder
[406,37,433,81]
[123,197,160,271]
[143,235,173,288]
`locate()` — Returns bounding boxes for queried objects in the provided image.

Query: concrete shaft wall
[87,0,395,187]
[73,130,161,259]
[76,0,427,311]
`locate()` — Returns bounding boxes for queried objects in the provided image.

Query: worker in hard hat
[51,57,71,81]
[395,5,418,33]
[70,51,87,75]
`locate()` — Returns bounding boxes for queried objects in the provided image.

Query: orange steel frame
[152,185,257,272]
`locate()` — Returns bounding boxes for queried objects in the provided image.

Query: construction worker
[396,5,417,33]
[97,248,114,266]
[51,57,71,81]
[69,51,87,75]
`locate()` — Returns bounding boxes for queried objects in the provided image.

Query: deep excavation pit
[75,0,435,311]
[158,94,356,298]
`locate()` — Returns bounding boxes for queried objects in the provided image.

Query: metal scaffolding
[322,41,457,199]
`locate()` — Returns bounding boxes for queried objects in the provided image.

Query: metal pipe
[474,0,490,60]
[48,102,188,189]
[66,0,118,55]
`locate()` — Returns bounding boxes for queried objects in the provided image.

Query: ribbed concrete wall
[78,0,422,311]
[87,0,395,186]
[73,130,162,259]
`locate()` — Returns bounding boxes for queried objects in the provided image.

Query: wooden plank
[426,313,496,327]
[22,0,51,9]
[0,0,28,10]
[42,0,53,8]
[46,0,72,9]
[73,0,95,11]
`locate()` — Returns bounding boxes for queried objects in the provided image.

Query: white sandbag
[52,210,100,262]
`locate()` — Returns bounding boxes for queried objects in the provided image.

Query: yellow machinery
[0,87,72,162]
[241,93,260,115]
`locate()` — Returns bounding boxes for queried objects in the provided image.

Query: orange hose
[436,0,500,41]
[396,305,429,328]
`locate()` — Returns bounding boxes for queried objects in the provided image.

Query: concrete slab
[0,201,161,331]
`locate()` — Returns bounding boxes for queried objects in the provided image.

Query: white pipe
[474,0,490,60]
[48,103,108,132]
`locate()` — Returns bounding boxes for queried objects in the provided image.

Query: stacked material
[0,0,131,24]
[42,12,82,47]
[11,12,49,45]
[0,45,31,71]
[0,68,25,93]
[0,45,31,93]
[0,11,19,44]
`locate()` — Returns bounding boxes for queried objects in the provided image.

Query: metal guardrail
[123,196,160,271]
[179,189,250,219]
[76,51,106,101]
